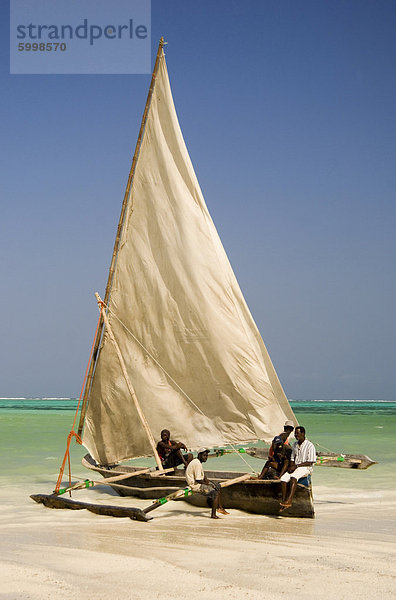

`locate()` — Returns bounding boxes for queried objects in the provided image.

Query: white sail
[82,51,296,465]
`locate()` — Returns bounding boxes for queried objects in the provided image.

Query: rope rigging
[54,312,102,494]
[105,301,258,472]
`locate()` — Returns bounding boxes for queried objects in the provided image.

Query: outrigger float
[212,447,376,469]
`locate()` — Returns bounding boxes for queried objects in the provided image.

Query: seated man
[259,436,291,479]
[156,429,193,470]
[279,426,316,511]
[185,447,228,519]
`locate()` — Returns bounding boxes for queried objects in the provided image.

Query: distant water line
[1,397,395,414]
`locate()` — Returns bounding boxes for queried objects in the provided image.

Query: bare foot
[217,508,229,515]
[211,514,221,519]
[279,503,292,512]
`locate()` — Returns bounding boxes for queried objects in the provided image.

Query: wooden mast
[78,37,166,437]
[94,294,164,471]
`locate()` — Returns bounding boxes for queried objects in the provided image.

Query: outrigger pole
[95,293,164,471]
[78,37,166,437]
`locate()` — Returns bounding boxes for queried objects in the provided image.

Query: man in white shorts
[279,426,316,511]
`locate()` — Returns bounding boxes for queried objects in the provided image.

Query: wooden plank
[219,473,251,488]
[77,38,166,437]
[95,292,163,471]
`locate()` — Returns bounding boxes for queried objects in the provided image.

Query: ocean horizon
[1,397,395,401]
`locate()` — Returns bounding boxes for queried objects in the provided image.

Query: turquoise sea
[0,398,395,494]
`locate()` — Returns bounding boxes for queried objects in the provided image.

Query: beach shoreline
[1,399,395,598]
[1,482,395,600]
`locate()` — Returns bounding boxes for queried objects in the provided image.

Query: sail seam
[105,304,206,417]
[196,212,267,435]
[105,304,258,472]
[198,208,295,428]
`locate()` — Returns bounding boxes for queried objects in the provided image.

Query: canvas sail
[82,51,296,466]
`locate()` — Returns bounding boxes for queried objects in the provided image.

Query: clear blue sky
[1,1,395,399]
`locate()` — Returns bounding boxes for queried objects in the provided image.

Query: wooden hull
[82,454,314,518]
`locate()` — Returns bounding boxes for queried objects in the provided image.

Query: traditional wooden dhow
[82,456,314,518]
[31,39,372,521]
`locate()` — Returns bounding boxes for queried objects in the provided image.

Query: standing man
[279,426,316,511]
[185,448,228,519]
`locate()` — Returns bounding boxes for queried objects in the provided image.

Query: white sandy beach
[1,483,395,600]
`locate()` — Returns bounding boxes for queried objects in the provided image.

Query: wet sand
[1,482,395,599]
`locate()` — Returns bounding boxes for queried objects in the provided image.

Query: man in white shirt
[279,426,316,511]
[185,447,228,518]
